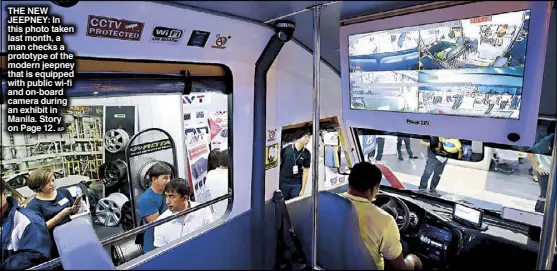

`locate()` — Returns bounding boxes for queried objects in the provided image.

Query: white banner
[185,134,212,203]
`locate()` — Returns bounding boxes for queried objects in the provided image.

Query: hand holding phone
[71,196,83,214]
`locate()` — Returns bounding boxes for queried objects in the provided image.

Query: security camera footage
[348,10,530,119]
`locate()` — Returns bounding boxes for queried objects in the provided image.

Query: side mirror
[428,137,484,162]
[324,144,351,175]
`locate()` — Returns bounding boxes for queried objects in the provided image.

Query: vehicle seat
[302,191,377,270]
[54,219,116,270]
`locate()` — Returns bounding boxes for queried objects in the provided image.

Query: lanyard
[292,144,303,164]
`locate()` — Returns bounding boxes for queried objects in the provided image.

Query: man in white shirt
[205,150,229,219]
[153,178,214,249]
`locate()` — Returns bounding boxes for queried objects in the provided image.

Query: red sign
[87,15,145,41]
[470,16,491,24]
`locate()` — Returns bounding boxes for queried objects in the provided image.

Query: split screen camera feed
[349,10,529,119]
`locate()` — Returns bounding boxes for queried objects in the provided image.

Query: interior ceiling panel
[165,1,431,73]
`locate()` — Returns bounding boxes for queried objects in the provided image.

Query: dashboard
[379,188,557,270]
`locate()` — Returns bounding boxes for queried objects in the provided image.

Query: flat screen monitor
[340,2,552,146]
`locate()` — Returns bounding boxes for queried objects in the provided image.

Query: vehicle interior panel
[377,187,557,270]
[283,184,556,271]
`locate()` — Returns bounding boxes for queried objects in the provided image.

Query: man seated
[343,162,423,270]
[153,178,214,248]
[1,179,52,270]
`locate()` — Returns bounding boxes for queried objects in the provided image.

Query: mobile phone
[74,196,83,206]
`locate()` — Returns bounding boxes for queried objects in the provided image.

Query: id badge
[293,166,299,175]
[58,197,69,206]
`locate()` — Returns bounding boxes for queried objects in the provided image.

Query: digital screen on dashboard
[348,10,530,120]
[454,204,482,226]
[422,224,453,243]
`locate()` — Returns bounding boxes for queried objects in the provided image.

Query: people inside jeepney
[495,24,508,46]
[153,178,214,248]
[343,162,423,270]
[137,163,172,253]
[0,174,25,206]
[1,179,52,270]
[25,168,81,258]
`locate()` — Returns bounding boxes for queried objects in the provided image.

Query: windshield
[354,119,555,214]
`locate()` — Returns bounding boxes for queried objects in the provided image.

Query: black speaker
[51,0,79,8]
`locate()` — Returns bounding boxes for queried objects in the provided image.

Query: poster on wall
[323,131,339,146]
[208,111,228,151]
[185,134,212,203]
[184,108,211,147]
[265,143,278,170]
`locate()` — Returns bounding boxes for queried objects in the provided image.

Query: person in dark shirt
[418,137,447,194]
[25,169,81,258]
[279,131,312,200]
[137,162,172,253]
[2,179,52,270]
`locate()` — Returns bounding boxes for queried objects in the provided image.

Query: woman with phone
[25,168,81,257]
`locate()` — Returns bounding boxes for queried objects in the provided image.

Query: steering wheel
[373,193,411,233]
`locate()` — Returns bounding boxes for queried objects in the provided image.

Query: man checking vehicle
[343,162,423,270]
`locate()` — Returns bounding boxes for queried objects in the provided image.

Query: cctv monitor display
[339,1,552,146]
[348,10,529,120]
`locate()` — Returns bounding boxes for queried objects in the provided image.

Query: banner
[185,133,211,203]
[208,111,228,151]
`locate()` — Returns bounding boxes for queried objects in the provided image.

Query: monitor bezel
[339,1,552,146]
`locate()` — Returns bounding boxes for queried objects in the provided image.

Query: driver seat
[302,191,378,270]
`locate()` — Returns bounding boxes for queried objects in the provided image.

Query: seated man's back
[342,192,400,270]
[343,162,422,270]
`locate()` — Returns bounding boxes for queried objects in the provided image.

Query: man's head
[1,179,9,211]
[296,126,312,148]
[348,162,383,200]
[27,168,56,194]
[218,150,229,169]
[164,178,191,213]
[208,150,221,172]
[150,163,173,191]
[297,133,311,147]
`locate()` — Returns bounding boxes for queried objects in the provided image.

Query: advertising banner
[185,134,211,203]
[208,111,228,151]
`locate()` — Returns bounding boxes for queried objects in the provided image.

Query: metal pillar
[537,124,557,270]
[311,5,322,270]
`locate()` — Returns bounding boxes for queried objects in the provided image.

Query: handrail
[310,5,322,271]
[27,193,232,270]
[263,1,341,24]
[340,1,474,26]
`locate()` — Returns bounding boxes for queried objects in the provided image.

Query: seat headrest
[54,219,115,270]
[309,191,377,270]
